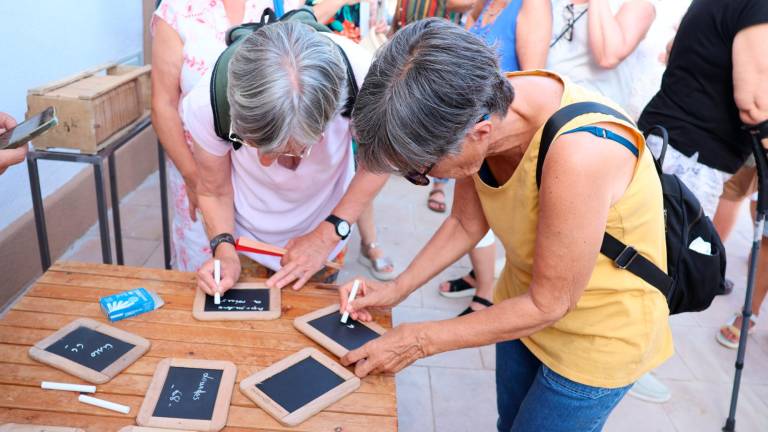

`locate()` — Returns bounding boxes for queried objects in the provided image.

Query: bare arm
[516,0,551,70]
[587,0,655,69]
[312,0,355,22]
[151,19,200,220]
[448,0,477,14]
[733,23,768,146]
[465,0,486,29]
[342,126,640,376]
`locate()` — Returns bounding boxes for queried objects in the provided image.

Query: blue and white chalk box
[99,287,164,322]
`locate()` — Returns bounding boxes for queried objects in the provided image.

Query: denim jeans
[496,340,632,432]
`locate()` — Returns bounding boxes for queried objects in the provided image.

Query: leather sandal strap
[471,296,494,308]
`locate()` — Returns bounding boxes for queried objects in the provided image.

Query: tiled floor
[60,172,768,431]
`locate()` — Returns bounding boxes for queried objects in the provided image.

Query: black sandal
[438,270,477,298]
[459,296,494,317]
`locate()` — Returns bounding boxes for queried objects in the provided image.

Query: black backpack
[209,7,359,150]
[536,102,726,315]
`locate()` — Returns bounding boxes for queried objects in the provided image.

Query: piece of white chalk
[214,259,221,305]
[78,394,130,414]
[41,381,96,393]
[340,279,361,324]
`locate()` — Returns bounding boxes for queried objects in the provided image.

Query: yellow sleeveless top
[474,71,673,388]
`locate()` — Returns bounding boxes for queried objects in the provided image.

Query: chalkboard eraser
[99,288,164,322]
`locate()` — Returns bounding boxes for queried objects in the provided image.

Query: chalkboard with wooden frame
[294,304,386,358]
[0,425,85,432]
[239,347,360,426]
[192,282,280,321]
[137,358,237,432]
[28,318,150,384]
[118,427,196,432]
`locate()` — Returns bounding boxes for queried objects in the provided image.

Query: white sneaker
[629,373,671,403]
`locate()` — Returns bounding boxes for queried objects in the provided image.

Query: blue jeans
[496,340,632,432]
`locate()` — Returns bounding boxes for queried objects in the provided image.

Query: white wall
[0,0,143,230]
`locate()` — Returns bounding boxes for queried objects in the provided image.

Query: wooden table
[0,262,397,431]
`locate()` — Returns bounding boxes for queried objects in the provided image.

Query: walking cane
[723,122,768,432]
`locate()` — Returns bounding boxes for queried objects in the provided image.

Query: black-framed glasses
[551,4,588,47]
[404,163,435,186]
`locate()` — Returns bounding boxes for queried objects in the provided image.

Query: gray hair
[228,21,347,152]
[352,18,514,173]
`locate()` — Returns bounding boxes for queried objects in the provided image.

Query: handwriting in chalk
[192,372,216,401]
[346,323,355,329]
[64,343,85,353]
[90,343,114,357]
[167,384,182,407]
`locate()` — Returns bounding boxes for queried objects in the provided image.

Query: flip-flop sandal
[716,313,759,349]
[439,270,477,298]
[427,189,447,213]
[458,296,494,317]
[358,242,397,281]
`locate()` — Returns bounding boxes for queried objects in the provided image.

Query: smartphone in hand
[0,107,58,150]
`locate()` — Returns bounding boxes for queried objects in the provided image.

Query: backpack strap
[335,43,358,118]
[536,101,674,292]
[274,0,285,18]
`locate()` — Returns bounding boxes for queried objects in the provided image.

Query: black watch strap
[325,214,351,240]
[210,233,236,256]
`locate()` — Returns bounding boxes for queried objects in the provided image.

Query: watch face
[338,221,351,237]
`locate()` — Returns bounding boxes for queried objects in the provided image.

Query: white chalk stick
[214,259,221,305]
[41,381,96,393]
[341,279,361,324]
[78,394,130,414]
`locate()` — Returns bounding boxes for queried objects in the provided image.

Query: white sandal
[358,242,397,281]
[716,313,759,349]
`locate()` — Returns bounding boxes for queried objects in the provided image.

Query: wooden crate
[27,63,151,153]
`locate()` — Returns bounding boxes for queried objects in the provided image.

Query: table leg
[158,141,172,270]
[92,160,113,264]
[26,154,51,271]
[108,154,124,265]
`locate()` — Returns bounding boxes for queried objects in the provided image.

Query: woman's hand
[183,173,200,222]
[341,323,427,377]
[196,245,241,295]
[338,278,406,322]
[267,223,339,290]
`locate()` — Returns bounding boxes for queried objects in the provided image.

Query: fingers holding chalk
[341,279,361,324]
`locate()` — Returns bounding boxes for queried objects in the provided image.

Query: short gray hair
[353,18,514,173]
[228,21,347,152]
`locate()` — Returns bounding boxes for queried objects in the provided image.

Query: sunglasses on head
[402,113,490,186]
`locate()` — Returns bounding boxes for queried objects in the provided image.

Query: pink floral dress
[152,0,300,271]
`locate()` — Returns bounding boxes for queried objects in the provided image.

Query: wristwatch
[210,233,236,256]
[325,215,351,240]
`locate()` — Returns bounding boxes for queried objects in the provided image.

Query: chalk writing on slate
[256,357,344,413]
[203,289,270,312]
[44,326,135,372]
[308,311,381,351]
[153,367,223,420]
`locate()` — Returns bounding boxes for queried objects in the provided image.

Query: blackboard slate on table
[239,348,361,427]
[203,288,269,312]
[137,358,237,432]
[294,304,387,358]
[44,326,135,372]
[28,318,150,384]
[193,282,280,321]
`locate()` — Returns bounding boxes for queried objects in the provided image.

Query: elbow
[530,294,571,326]
[736,96,768,126]
[594,53,622,70]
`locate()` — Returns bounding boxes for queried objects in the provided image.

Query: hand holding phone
[0,111,27,175]
[0,106,57,151]
[0,112,16,134]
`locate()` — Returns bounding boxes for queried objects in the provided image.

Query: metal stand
[723,133,768,431]
[26,116,171,271]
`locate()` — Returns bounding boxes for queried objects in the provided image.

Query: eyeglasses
[551,4,588,47]
[402,113,490,186]
[229,124,317,159]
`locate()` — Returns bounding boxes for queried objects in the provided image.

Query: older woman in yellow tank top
[337,19,673,431]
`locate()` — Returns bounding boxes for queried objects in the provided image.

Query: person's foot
[716,313,758,349]
[719,278,734,295]
[439,271,477,298]
[358,242,396,281]
[628,373,671,403]
[427,188,447,213]
[458,295,494,316]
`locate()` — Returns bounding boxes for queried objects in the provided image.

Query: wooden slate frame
[294,304,387,358]
[192,282,280,321]
[239,347,360,427]
[118,427,196,432]
[28,318,150,384]
[137,358,237,432]
[0,425,85,432]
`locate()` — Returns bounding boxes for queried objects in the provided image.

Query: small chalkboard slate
[137,358,236,432]
[294,304,386,358]
[118,427,196,432]
[239,347,360,426]
[28,318,150,384]
[0,425,85,432]
[192,282,280,321]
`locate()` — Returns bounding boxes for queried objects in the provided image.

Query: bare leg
[358,204,394,275]
[467,242,496,311]
[713,197,746,241]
